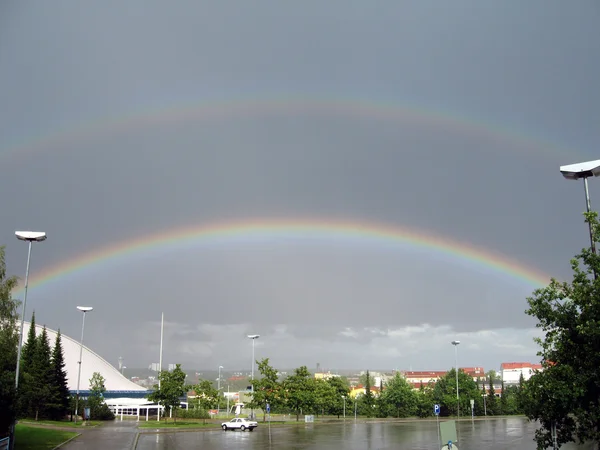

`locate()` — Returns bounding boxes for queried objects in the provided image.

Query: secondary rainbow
[16,218,551,295]
[2,97,575,164]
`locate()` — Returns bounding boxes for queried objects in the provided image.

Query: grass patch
[18,419,103,428]
[14,424,78,450]
[138,420,218,429]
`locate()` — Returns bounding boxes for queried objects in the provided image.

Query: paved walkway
[62,420,138,450]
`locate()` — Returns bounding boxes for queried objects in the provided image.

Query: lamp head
[247,334,260,339]
[77,306,93,312]
[15,231,47,242]
[451,340,460,345]
[560,160,600,180]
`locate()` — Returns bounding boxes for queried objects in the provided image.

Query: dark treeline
[18,311,70,421]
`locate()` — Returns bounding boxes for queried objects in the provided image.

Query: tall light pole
[451,340,460,420]
[159,312,164,389]
[560,159,600,256]
[218,365,223,392]
[247,335,260,384]
[217,366,223,414]
[11,231,46,450]
[247,335,259,420]
[342,395,346,419]
[74,306,93,424]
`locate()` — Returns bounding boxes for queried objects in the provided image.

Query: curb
[51,432,81,450]
[132,432,140,450]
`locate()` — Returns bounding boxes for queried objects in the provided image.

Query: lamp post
[342,395,346,419]
[451,340,460,420]
[247,335,260,384]
[217,366,223,414]
[74,306,93,424]
[247,335,259,419]
[218,365,223,392]
[10,231,46,450]
[227,384,230,418]
[560,159,600,262]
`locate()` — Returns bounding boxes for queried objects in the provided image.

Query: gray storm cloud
[1,1,598,370]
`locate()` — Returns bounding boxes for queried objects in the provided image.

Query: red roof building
[501,362,543,383]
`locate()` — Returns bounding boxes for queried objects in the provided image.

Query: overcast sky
[1,1,599,375]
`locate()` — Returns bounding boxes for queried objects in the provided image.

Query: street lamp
[217,366,223,414]
[218,365,223,392]
[560,159,600,256]
[342,395,346,419]
[247,335,259,420]
[451,340,460,420]
[74,306,93,424]
[11,231,46,450]
[14,231,47,390]
[247,335,260,384]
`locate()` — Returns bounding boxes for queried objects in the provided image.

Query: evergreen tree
[50,330,70,420]
[20,312,37,381]
[30,326,56,420]
[0,246,20,437]
[18,312,37,417]
[499,379,507,415]
[360,370,375,417]
[487,377,497,415]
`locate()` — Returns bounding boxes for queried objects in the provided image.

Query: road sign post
[266,403,272,445]
[434,404,441,449]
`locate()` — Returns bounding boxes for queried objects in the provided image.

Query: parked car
[221,417,258,431]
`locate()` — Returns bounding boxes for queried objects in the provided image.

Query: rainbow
[15,218,551,296]
[1,97,576,163]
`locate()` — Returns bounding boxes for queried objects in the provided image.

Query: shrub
[178,408,210,420]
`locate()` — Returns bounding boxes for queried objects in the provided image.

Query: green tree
[499,379,508,415]
[378,372,417,418]
[516,373,526,414]
[433,369,481,417]
[283,366,315,421]
[487,378,497,415]
[313,379,336,417]
[18,312,37,417]
[359,370,375,417]
[325,376,350,418]
[191,379,219,411]
[147,364,187,423]
[0,246,19,437]
[524,212,600,448]
[500,384,521,415]
[20,311,37,381]
[249,358,283,421]
[87,372,114,420]
[29,326,55,420]
[49,330,70,420]
[415,382,435,418]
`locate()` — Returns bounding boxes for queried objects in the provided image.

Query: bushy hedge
[178,408,210,419]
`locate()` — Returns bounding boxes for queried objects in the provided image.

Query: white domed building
[22,321,146,394]
[21,322,164,420]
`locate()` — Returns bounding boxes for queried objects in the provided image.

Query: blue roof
[72,390,150,399]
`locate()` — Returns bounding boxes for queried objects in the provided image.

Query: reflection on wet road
[136,417,595,450]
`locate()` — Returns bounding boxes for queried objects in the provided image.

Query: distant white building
[501,362,543,384]
[21,321,147,396]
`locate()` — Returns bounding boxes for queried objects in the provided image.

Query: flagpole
[159,312,164,389]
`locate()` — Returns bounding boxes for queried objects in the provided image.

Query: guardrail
[0,436,10,450]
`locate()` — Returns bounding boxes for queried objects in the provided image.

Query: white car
[221,417,258,431]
